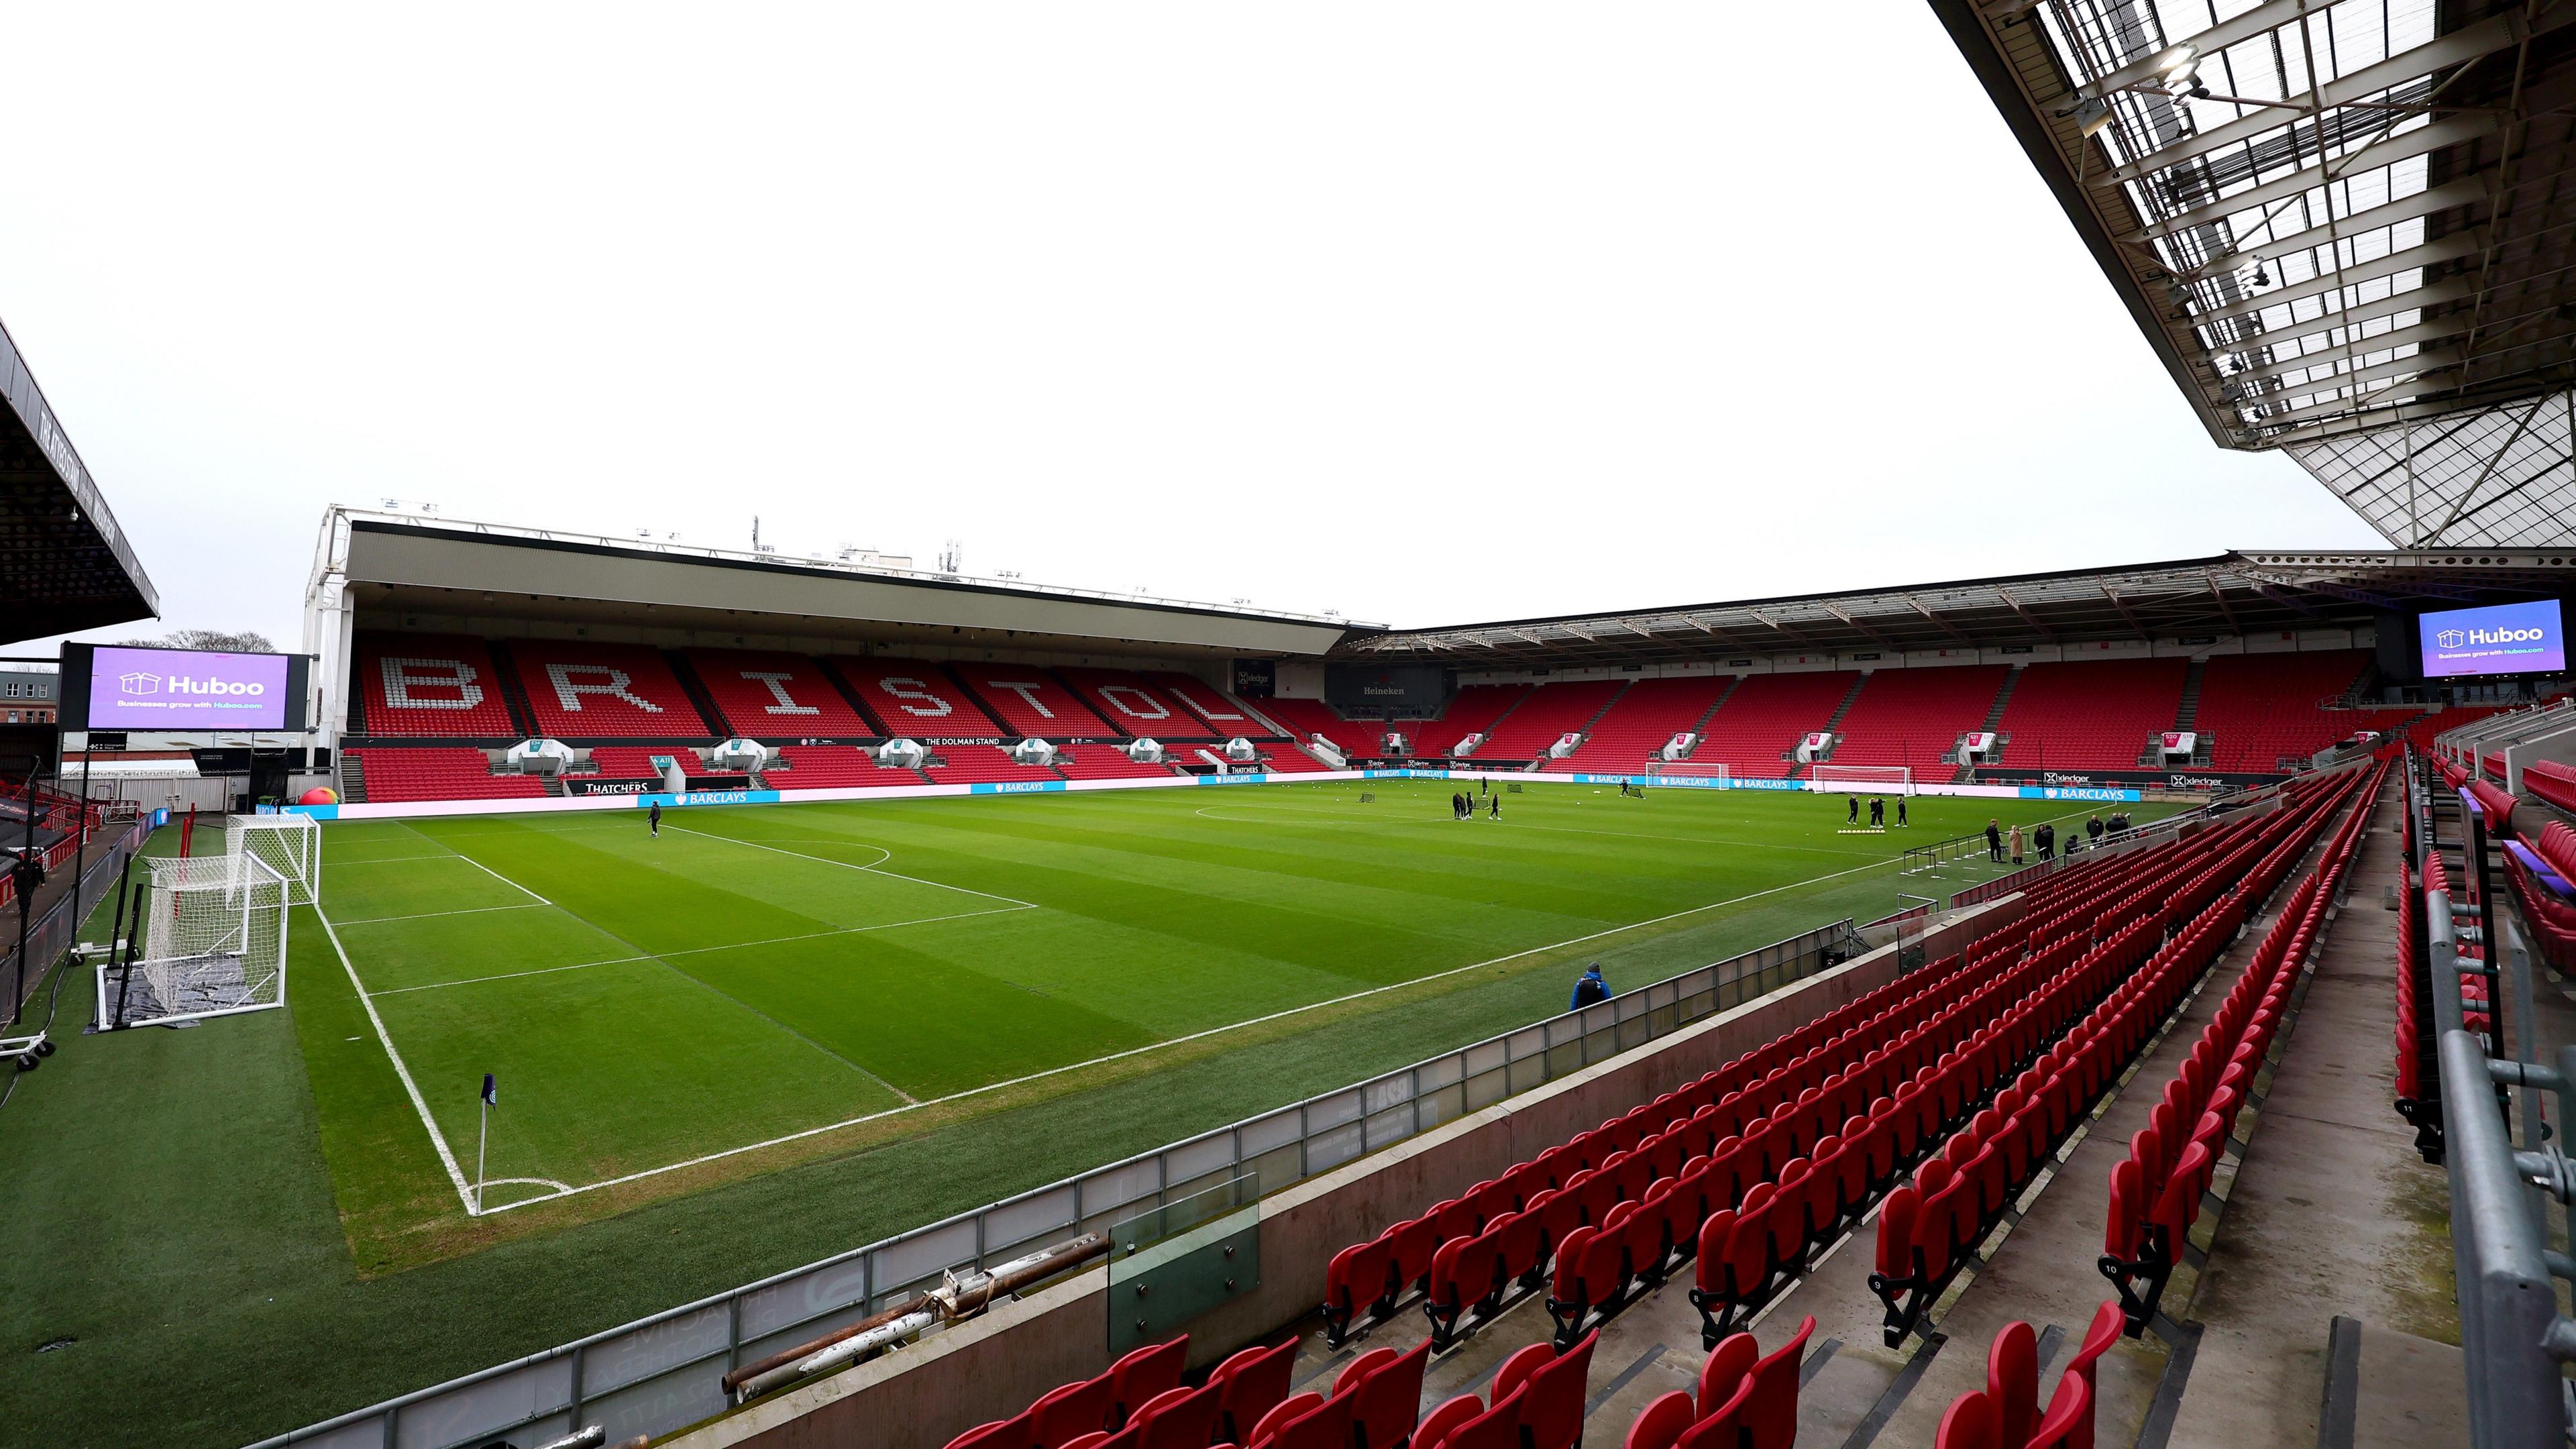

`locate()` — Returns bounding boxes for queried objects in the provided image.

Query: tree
[115,629,278,653]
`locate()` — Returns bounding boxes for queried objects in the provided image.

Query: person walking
[1570,963,1610,1008]
[1896,797,1908,828]
[1868,796,1885,827]
[1489,792,1501,820]
[649,800,662,839]
[1847,795,1861,824]
[1985,818,2003,862]
[2009,823,2025,865]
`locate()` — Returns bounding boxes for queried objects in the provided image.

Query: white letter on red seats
[743,672,818,716]
[383,657,485,710]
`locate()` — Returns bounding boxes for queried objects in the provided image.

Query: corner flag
[481,1073,497,1107]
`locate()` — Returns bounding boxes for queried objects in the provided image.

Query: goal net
[1644,761,1731,782]
[96,853,289,1028]
[228,813,320,908]
[1810,764,1915,795]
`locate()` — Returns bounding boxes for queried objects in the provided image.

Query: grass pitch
[3,778,2157,1446]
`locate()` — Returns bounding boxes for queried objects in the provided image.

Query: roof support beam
[2098,10,2565,186]
[2186,172,2525,280]
[2188,228,2495,329]
[2210,280,2475,366]
[2076,0,2332,103]
[2133,113,2504,242]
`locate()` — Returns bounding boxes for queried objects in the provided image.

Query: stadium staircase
[934,663,1018,735]
[1429,685,1536,757]
[340,754,369,803]
[2173,658,2204,731]
[1044,667,1135,739]
[1784,672,1872,777]
[482,639,543,738]
[818,660,892,735]
[1687,675,1743,747]
[665,651,732,737]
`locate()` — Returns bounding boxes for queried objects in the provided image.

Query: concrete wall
[662,900,2022,1449]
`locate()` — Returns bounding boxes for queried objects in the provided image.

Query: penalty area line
[662,823,1039,910]
[474,845,1912,1217]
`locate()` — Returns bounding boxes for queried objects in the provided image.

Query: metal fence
[249,919,1858,1449]
[4,817,149,1020]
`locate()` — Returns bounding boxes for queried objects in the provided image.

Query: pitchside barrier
[270,765,2151,824]
[248,920,1861,1449]
[1,815,152,1020]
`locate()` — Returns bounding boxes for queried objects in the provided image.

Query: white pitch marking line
[392,820,554,906]
[327,855,463,866]
[336,903,546,926]
[366,904,1034,996]
[474,843,1929,1216]
[315,905,482,1216]
[662,823,1039,910]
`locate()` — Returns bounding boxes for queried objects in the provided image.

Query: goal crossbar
[1809,764,1916,795]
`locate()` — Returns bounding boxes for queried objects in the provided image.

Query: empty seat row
[1477,680,1627,761]
[2527,759,2576,816]
[1554,676,1731,773]
[2100,764,2380,1330]
[1830,665,2008,770]
[347,748,549,802]
[943,1335,1287,1449]
[1995,659,2188,769]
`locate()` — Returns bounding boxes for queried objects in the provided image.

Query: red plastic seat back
[1032,1375,1118,1449]
[947,1413,1034,1449]
[1246,1393,1321,1448]
[1131,1384,1222,1449]
[1446,1384,1524,1449]
[1676,1377,1753,1449]
[1521,1330,1596,1449]
[1349,1340,1431,1449]
[2025,1369,2095,1449]
[1698,1332,1759,1418]
[1745,1315,1815,1449]
[1212,1340,1298,1446]
[1624,1391,1696,1449]
[1934,1389,2000,1449]
[1985,1321,2037,1449]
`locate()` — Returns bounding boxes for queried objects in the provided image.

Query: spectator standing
[1985,818,2003,862]
[1570,963,1610,1008]
[2009,823,2025,865]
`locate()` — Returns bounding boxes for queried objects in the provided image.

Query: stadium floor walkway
[1275,785,2454,1449]
[2163,798,2463,1449]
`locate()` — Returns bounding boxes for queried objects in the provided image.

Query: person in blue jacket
[1570,963,1610,1009]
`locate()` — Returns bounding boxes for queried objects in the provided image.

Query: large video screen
[72,645,300,730]
[2419,599,2568,679]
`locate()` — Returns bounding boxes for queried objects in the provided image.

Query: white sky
[1,4,2383,656]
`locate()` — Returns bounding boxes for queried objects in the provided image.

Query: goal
[1643,761,1731,782]
[96,853,289,1029]
[229,812,320,908]
[1810,764,1915,796]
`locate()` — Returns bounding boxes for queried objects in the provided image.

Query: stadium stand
[832,657,1002,736]
[1828,665,2008,772]
[1551,676,1729,773]
[1687,672,1856,777]
[2192,650,2371,772]
[1059,669,1216,740]
[1249,740,1328,773]
[352,633,525,738]
[2526,759,2576,814]
[346,747,549,802]
[1145,673,1287,738]
[1254,697,1386,760]
[510,641,714,739]
[1054,743,1181,781]
[1474,680,1627,763]
[953,665,1118,738]
[768,745,927,790]
[683,649,877,738]
[922,744,1065,785]
[1417,684,1533,757]
[1992,659,2188,769]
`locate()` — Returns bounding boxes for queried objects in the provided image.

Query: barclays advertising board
[2018,786,2141,802]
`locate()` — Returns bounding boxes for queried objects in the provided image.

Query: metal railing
[2414,745,2576,1448]
[4,818,149,1020]
[249,920,1858,1449]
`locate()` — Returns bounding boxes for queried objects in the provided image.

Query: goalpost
[97,851,290,1028]
[1809,764,1915,796]
[229,813,321,908]
[1643,761,1731,782]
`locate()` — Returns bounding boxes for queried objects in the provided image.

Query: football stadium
[11,5,2576,1449]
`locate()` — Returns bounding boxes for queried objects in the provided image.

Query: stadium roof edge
[0,314,158,643]
[1338,547,2576,665]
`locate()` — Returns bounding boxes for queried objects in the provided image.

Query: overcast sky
[1,5,2384,655]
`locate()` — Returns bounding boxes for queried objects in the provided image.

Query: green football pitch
[1,777,2174,1448]
[311,778,2141,1228]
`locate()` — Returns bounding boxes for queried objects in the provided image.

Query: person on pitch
[2009,822,2025,866]
[1986,818,2003,862]
[1868,796,1885,827]
[1896,797,1909,828]
[1570,962,1610,1008]
[1847,795,1860,824]
[1489,792,1501,820]
[649,800,662,838]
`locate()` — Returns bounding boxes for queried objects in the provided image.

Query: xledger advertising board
[2418,600,2567,679]
[59,643,309,731]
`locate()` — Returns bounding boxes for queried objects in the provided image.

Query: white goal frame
[97,852,290,1028]
[228,812,321,908]
[1643,761,1731,781]
[1809,763,1915,796]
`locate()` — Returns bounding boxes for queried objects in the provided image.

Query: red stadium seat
[684,649,875,737]
[354,633,523,737]
[512,641,712,737]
